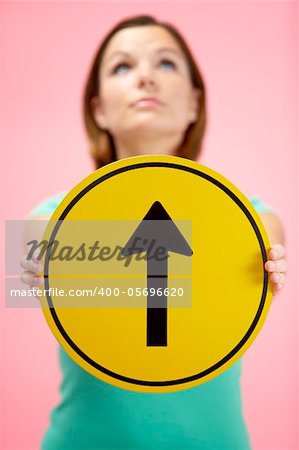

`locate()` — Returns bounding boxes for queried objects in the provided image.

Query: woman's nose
[138,76,155,89]
[139,76,155,87]
[137,65,157,89]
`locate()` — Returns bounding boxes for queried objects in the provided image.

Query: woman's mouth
[130,98,165,108]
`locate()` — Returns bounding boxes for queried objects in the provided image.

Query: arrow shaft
[147,258,168,346]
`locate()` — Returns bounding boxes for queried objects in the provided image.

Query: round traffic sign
[40,155,272,392]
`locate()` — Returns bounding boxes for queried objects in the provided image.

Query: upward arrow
[122,201,193,347]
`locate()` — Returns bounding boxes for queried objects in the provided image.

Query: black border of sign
[44,162,268,387]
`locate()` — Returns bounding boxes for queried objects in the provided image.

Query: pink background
[1,1,297,449]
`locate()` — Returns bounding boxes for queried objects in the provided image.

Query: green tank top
[28,192,272,450]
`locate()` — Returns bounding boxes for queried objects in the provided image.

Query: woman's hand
[264,243,287,295]
[20,215,50,293]
[20,248,44,290]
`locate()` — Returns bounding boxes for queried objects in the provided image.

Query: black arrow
[122,201,193,347]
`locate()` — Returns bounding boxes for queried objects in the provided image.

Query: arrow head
[122,201,193,257]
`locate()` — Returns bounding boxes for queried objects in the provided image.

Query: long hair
[83,15,207,169]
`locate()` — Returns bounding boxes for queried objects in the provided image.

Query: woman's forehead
[102,26,184,64]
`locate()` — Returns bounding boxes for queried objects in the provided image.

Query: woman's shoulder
[27,191,67,218]
[249,196,274,214]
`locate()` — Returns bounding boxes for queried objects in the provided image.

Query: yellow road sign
[40,155,272,392]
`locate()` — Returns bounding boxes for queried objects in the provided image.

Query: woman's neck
[114,132,184,160]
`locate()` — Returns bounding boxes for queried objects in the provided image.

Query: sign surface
[40,155,272,392]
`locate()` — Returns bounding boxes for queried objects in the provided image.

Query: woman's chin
[121,120,171,135]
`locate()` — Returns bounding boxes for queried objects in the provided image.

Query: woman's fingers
[268,243,285,260]
[272,282,283,295]
[264,258,287,273]
[264,244,287,296]
[30,248,43,264]
[20,255,43,274]
[269,271,286,285]
[21,248,43,274]
[20,248,44,302]
[20,271,44,286]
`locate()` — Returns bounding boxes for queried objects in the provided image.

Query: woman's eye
[159,59,176,70]
[112,63,130,74]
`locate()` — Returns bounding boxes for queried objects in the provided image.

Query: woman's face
[93,25,200,144]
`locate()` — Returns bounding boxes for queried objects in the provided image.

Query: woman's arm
[259,212,287,295]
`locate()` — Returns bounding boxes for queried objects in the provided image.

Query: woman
[21,15,287,450]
